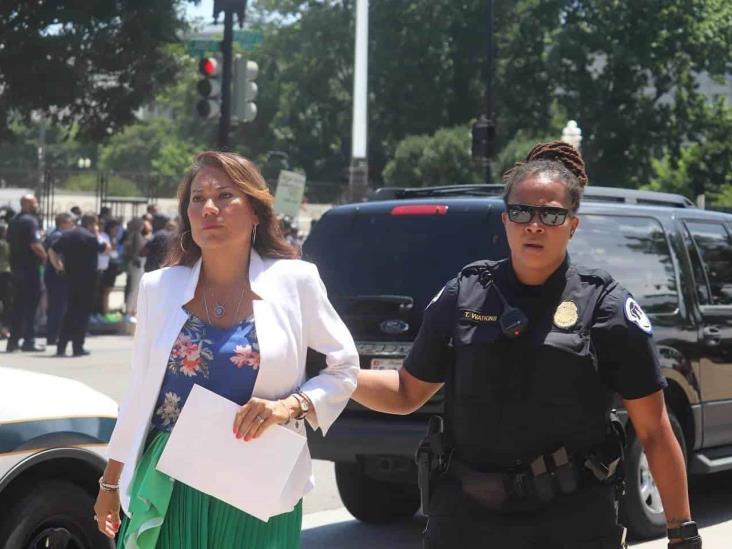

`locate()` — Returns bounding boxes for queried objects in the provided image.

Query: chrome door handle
[703,326,721,347]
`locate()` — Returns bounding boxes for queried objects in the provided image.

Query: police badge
[553,301,578,329]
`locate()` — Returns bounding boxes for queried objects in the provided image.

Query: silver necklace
[205,279,236,318]
[203,279,247,324]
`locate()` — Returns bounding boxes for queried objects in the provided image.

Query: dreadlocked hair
[502,140,588,213]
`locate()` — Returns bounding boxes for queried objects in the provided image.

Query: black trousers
[58,281,94,353]
[9,266,41,346]
[423,484,624,549]
[0,271,13,329]
[44,270,68,345]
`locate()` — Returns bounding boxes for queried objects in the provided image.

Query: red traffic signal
[199,57,220,78]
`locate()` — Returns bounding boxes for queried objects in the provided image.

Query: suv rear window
[304,206,508,316]
[569,214,678,314]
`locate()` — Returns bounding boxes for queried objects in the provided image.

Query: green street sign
[233,30,263,49]
[185,39,221,57]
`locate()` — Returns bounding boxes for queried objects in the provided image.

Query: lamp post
[561,120,582,151]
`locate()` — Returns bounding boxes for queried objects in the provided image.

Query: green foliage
[98,119,198,197]
[495,0,732,187]
[647,101,732,204]
[491,130,560,182]
[383,126,481,187]
[0,1,189,141]
[240,0,487,184]
[64,173,140,197]
[383,135,431,187]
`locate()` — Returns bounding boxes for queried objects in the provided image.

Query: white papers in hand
[156,384,307,522]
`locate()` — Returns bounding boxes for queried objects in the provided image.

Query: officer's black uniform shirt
[7,212,41,270]
[52,226,106,284]
[405,256,667,403]
[406,256,669,469]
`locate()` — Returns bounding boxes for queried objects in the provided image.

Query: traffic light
[471,116,496,162]
[196,57,221,119]
[233,56,258,123]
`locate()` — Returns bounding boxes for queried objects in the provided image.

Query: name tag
[462,310,498,323]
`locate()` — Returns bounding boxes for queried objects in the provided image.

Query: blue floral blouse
[151,310,261,432]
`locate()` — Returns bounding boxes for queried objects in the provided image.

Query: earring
[180,230,190,253]
[569,230,575,238]
[251,224,258,246]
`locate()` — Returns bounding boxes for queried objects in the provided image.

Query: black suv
[302,185,732,539]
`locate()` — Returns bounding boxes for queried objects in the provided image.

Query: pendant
[214,304,225,318]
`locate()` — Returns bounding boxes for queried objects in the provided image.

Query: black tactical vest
[446,259,614,471]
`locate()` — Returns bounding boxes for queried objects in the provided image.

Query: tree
[495,0,732,187]
[647,101,732,207]
[243,0,488,184]
[0,1,189,141]
[383,126,481,187]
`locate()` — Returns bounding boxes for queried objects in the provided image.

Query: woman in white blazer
[94,151,359,548]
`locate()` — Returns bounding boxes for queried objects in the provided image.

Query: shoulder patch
[624,297,652,334]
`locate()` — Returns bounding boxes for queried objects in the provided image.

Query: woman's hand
[233,397,292,441]
[93,488,121,539]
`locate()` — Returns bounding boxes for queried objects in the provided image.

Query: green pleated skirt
[117,431,302,549]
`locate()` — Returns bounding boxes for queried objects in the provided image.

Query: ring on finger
[255,414,264,423]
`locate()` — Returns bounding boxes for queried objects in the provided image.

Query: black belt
[448,447,597,511]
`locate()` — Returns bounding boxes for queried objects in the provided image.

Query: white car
[0,367,117,549]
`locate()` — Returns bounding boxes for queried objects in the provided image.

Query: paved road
[4,334,730,547]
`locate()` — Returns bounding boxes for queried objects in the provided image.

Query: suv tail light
[390,205,448,216]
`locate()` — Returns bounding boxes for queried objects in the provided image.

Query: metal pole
[218,8,234,150]
[348,0,369,201]
[484,0,494,184]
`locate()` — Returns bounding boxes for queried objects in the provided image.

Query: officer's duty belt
[450,447,594,511]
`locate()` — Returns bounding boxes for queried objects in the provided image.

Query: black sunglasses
[506,204,571,226]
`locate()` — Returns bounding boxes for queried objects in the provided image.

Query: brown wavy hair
[164,151,299,267]
[502,140,588,213]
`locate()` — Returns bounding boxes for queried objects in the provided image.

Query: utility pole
[471,0,496,183]
[484,0,495,184]
[348,0,369,201]
[214,0,248,150]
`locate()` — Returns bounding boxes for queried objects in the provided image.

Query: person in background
[6,194,46,352]
[50,212,110,357]
[0,223,11,339]
[91,221,113,324]
[123,217,149,323]
[43,212,75,346]
[70,205,82,224]
[141,217,176,273]
[98,219,122,318]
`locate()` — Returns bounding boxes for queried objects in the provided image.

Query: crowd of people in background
[0,195,304,357]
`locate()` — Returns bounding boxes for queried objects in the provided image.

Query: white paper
[157,384,307,522]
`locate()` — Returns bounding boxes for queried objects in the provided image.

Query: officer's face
[501,175,580,281]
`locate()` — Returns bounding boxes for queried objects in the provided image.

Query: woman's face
[187,165,259,252]
[501,174,579,277]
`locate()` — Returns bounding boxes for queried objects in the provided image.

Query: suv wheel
[0,480,114,549]
[621,411,686,540]
[335,461,420,524]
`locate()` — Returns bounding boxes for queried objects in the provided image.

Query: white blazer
[106,250,359,516]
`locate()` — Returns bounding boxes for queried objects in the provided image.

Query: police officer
[6,194,46,352]
[352,142,700,548]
